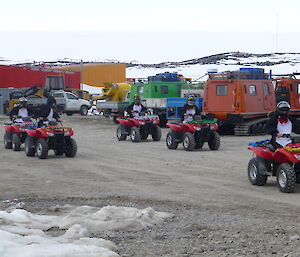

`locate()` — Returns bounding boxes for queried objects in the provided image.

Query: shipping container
[0,65,80,89]
[58,63,126,87]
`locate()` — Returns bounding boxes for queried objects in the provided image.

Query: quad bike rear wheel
[151,125,161,141]
[4,131,12,149]
[166,131,178,149]
[65,138,77,157]
[130,126,141,142]
[276,163,296,193]
[183,132,196,151]
[247,158,268,186]
[12,133,21,151]
[208,131,220,150]
[25,136,35,157]
[36,138,49,159]
[116,125,127,141]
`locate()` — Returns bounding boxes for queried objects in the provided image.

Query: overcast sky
[1,0,300,63]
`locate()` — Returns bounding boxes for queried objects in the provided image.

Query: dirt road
[1,115,300,257]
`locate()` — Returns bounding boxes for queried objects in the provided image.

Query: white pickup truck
[52,90,91,116]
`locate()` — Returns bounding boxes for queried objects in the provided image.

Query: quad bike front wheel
[25,136,35,157]
[36,138,49,159]
[166,131,178,149]
[12,133,21,151]
[183,132,196,151]
[151,125,161,141]
[208,131,220,150]
[116,125,127,141]
[65,138,77,157]
[276,163,296,193]
[4,131,12,149]
[247,158,268,186]
[130,126,141,142]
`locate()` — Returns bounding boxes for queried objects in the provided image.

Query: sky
[1,0,300,63]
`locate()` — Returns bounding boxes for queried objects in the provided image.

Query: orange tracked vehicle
[202,68,275,135]
[273,74,300,116]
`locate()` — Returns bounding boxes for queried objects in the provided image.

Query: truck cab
[52,90,91,115]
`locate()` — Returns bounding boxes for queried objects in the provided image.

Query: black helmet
[277,101,290,112]
[187,95,195,106]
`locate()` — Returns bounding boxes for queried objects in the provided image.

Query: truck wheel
[183,132,196,151]
[36,138,48,159]
[276,163,296,193]
[117,125,127,141]
[166,131,178,149]
[208,131,220,150]
[130,127,141,142]
[151,125,161,141]
[25,136,35,157]
[12,133,21,151]
[80,105,89,116]
[65,138,77,157]
[258,123,264,134]
[4,131,12,149]
[247,158,268,186]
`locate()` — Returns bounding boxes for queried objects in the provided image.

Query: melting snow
[0,204,171,257]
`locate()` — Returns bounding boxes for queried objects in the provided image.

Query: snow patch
[0,205,172,257]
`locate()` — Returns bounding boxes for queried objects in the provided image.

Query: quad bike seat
[292,136,300,143]
[264,143,275,152]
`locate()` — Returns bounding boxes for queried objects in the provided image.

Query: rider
[126,94,147,118]
[9,97,33,122]
[37,94,61,127]
[265,101,300,148]
[180,95,201,122]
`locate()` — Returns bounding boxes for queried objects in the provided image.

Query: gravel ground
[0,115,300,257]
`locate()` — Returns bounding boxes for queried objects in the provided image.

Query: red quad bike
[248,136,300,193]
[116,113,161,142]
[166,118,220,151]
[25,122,77,159]
[3,118,37,151]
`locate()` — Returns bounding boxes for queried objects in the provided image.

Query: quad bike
[248,135,300,193]
[116,112,161,142]
[3,117,37,151]
[166,115,220,151]
[25,121,77,159]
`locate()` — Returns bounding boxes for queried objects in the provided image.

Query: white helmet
[276,101,290,111]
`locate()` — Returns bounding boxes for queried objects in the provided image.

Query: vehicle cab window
[66,93,78,100]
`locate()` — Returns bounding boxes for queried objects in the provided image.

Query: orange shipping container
[59,63,126,87]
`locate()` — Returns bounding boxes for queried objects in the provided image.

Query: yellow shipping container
[59,63,126,87]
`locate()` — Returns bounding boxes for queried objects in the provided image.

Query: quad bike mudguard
[248,145,274,160]
[116,117,139,127]
[274,147,298,163]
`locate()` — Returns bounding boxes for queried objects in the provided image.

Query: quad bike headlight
[47,132,54,137]
[64,131,70,136]
[294,154,300,161]
[194,126,201,131]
